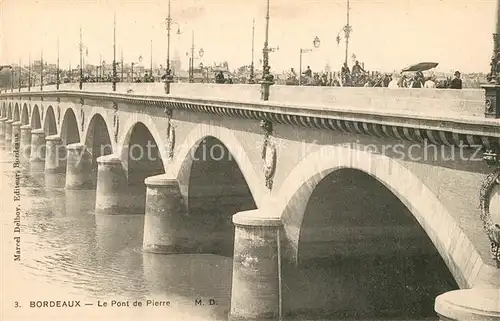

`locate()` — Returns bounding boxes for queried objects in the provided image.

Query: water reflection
[0,148,234,321]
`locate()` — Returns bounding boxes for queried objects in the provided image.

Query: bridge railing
[13,82,486,119]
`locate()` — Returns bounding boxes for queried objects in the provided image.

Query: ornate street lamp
[260,0,278,100]
[249,19,256,84]
[299,36,320,86]
[56,38,60,90]
[164,0,182,94]
[112,14,118,91]
[188,31,204,83]
[483,0,500,118]
[131,55,143,82]
[40,49,44,91]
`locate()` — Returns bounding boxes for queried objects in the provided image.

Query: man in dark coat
[449,71,462,89]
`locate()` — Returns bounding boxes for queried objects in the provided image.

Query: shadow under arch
[21,103,29,125]
[31,105,41,129]
[275,146,474,319]
[84,113,113,183]
[7,103,12,119]
[13,103,20,121]
[43,106,57,136]
[121,121,165,214]
[178,135,257,256]
[60,108,80,145]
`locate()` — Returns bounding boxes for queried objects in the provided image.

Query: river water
[1,147,233,321]
[1,144,441,321]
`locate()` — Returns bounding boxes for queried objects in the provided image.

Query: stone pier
[65,143,93,189]
[5,119,13,149]
[20,125,31,162]
[11,121,21,151]
[45,135,67,173]
[95,155,128,214]
[435,289,500,320]
[142,175,191,254]
[30,129,46,166]
[0,117,7,145]
[229,210,282,321]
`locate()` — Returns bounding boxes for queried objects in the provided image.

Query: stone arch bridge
[1,86,499,320]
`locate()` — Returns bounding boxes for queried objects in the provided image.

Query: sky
[0,0,497,74]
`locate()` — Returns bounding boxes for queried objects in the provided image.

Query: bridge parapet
[13,83,488,119]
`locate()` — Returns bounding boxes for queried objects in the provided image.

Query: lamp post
[79,27,88,90]
[249,19,255,84]
[299,36,320,86]
[28,53,31,91]
[79,27,83,90]
[18,59,22,92]
[188,30,204,83]
[260,0,278,101]
[40,48,44,91]
[164,0,181,94]
[483,0,500,118]
[10,67,14,92]
[57,38,60,90]
[131,55,143,82]
[150,39,153,81]
[112,13,117,91]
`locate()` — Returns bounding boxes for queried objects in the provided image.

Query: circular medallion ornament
[486,99,493,112]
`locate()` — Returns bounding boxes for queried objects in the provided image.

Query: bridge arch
[84,113,113,171]
[21,103,29,125]
[118,115,166,172]
[13,103,20,121]
[43,106,57,136]
[171,123,266,209]
[31,105,41,129]
[60,108,80,145]
[276,146,475,319]
[120,121,165,214]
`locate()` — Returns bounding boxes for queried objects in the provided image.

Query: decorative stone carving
[56,97,61,103]
[29,105,31,116]
[80,97,84,107]
[480,148,500,268]
[112,101,119,143]
[260,120,277,190]
[57,106,61,125]
[41,106,44,121]
[164,107,175,160]
[80,108,85,132]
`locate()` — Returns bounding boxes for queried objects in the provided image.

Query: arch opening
[60,108,80,145]
[13,103,20,121]
[84,114,113,184]
[185,136,257,256]
[31,106,41,129]
[43,106,57,136]
[125,122,164,213]
[283,168,458,320]
[21,104,29,125]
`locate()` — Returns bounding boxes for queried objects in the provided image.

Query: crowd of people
[284,61,463,89]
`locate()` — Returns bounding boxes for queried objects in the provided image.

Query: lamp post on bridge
[249,19,256,84]
[260,0,279,101]
[164,0,182,94]
[40,48,44,91]
[188,30,204,83]
[28,54,31,91]
[10,67,14,92]
[57,38,60,90]
[131,55,143,82]
[483,0,500,118]
[299,36,320,86]
[18,59,22,92]
[112,13,118,91]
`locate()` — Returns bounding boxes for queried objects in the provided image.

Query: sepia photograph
[0,0,500,320]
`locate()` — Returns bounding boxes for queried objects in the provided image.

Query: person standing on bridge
[448,71,462,89]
